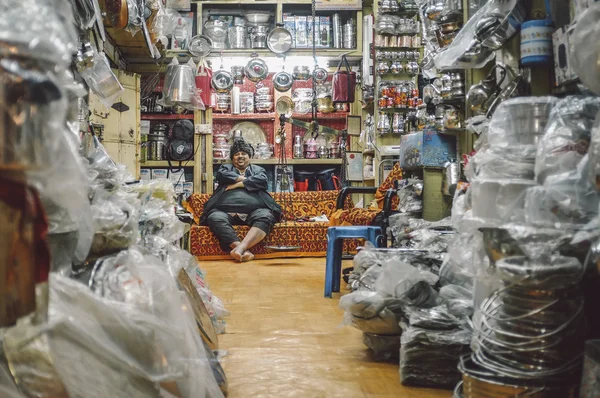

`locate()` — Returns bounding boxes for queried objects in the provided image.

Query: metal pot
[273,70,294,92]
[293,65,311,80]
[248,24,269,49]
[228,26,247,49]
[267,23,293,54]
[211,68,233,93]
[204,20,228,49]
[148,135,167,160]
[245,57,269,83]
[442,160,459,196]
[164,63,195,103]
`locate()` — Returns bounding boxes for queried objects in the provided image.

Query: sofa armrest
[336,187,379,210]
[382,188,397,218]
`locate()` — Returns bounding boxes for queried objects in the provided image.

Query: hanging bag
[332,55,357,103]
[195,59,213,108]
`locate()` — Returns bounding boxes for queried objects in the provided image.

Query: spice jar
[378,96,388,108]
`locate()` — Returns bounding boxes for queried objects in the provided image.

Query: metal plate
[265,245,301,252]
[229,121,267,147]
[267,27,293,54]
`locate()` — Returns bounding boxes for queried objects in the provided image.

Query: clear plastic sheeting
[52,258,223,397]
[535,96,600,184]
[440,231,487,289]
[397,178,424,214]
[570,3,600,96]
[89,190,140,258]
[525,158,600,229]
[79,47,124,108]
[144,235,230,334]
[362,333,400,361]
[470,178,536,223]
[433,0,525,70]
[486,97,557,148]
[0,0,78,66]
[479,224,576,264]
[465,145,537,181]
[588,110,600,191]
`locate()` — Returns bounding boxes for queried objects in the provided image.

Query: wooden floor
[201,257,452,398]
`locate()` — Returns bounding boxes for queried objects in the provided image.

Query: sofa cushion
[185,190,353,223]
[190,221,360,260]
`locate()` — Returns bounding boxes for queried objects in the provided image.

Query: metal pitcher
[442,160,459,196]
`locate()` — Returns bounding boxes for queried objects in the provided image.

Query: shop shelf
[291,112,350,120]
[212,113,277,120]
[213,158,343,165]
[141,113,195,120]
[141,161,195,167]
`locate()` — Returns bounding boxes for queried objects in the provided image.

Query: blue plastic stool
[324,226,382,298]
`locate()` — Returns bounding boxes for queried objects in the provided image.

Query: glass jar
[377,112,391,134]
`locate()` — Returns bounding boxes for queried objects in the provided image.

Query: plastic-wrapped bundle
[1,272,224,398]
[400,322,471,389]
[525,158,599,229]
[589,110,600,191]
[487,97,557,148]
[465,145,537,181]
[144,235,229,329]
[469,178,536,224]
[339,291,404,335]
[397,178,423,214]
[439,232,487,289]
[88,190,140,258]
[362,333,400,361]
[535,96,600,184]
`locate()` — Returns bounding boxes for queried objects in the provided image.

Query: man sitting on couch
[200,138,282,262]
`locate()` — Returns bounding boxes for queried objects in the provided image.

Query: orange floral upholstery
[329,162,402,228]
[375,162,403,210]
[185,190,359,260]
[330,208,380,226]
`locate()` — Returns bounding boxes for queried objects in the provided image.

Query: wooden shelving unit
[212,113,277,120]
[141,113,195,120]
[141,160,196,168]
[214,158,343,165]
[291,112,349,120]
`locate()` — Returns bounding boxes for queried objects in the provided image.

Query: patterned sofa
[184,190,359,260]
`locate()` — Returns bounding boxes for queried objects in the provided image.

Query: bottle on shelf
[172,18,188,50]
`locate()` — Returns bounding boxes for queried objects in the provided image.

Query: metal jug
[442,160,459,196]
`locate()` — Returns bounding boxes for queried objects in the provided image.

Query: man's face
[232,151,250,169]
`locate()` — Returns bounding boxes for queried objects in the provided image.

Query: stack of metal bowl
[459,255,585,397]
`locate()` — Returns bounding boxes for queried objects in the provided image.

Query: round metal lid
[188,35,213,58]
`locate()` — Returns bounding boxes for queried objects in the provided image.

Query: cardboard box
[307,16,321,48]
[169,169,186,183]
[552,25,579,87]
[400,130,457,168]
[295,16,308,48]
[283,14,296,48]
[151,169,169,180]
[140,169,151,180]
[319,16,331,48]
[182,182,194,200]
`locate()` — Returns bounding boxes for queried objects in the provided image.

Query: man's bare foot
[241,250,254,262]
[230,245,246,262]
